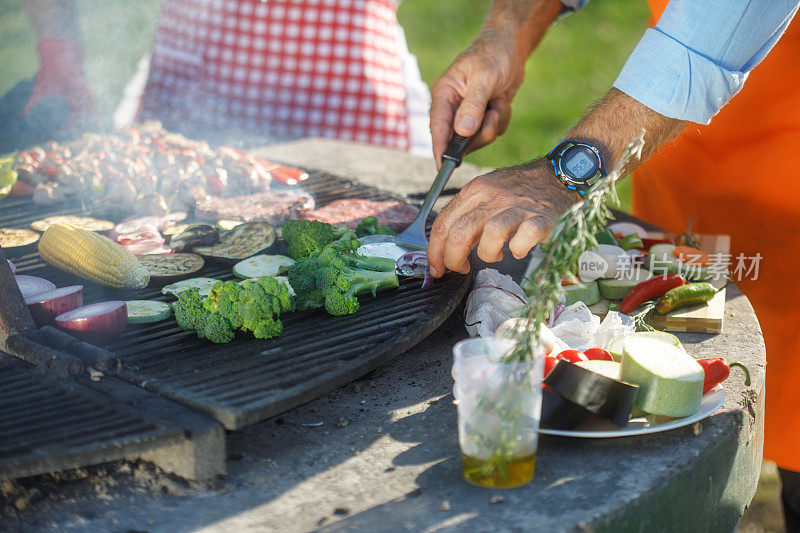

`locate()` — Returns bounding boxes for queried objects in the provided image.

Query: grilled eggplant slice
[194,222,276,260]
[0,228,40,253]
[30,215,114,232]
[168,224,219,252]
[137,253,205,281]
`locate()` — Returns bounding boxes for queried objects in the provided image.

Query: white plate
[538,385,725,438]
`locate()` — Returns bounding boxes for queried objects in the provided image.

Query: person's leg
[779,468,800,532]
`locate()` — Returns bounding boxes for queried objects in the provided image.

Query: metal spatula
[358,132,477,261]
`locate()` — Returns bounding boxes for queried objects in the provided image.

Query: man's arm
[427,89,684,277]
[21,0,96,129]
[427,0,800,277]
[429,0,563,165]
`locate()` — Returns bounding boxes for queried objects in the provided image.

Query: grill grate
[0,355,186,480]
[1,171,470,429]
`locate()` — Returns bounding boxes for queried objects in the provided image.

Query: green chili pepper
[656,282,717,314]
[618,233,644,251]
[595,229,618,247]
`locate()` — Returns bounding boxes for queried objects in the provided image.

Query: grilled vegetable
[38,224,150,289]
[287,239,398,315]
[125,300,172,324]
[194,222,276,260]
[173,277,293,343]
[168,224,219,252]
[15,275,56,299]
[162,277,220,298]
[233,254,294,279]
[355,216,396,237]
[655,282,716,314]
[55,301,127,345]
[138,253,205,280]
[0,155,18,201]
[0,228,40,251]
[281,219,355,259]
[25,285,84,326]
[31,215,114,233]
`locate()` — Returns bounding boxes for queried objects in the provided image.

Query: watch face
[563,147,598,181]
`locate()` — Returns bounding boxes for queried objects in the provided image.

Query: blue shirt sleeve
[613,0,800,124]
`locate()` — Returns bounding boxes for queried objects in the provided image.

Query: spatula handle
[441,133,476,167]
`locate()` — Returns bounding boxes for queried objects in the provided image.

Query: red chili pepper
[544,356,559,378]
[584,348,613,361]
[556,350,589,363]
[620,273,686,314]
[697,358,751,394]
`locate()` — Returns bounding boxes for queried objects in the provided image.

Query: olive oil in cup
[452,337,544,488]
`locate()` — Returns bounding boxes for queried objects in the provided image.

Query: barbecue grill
[0,169,470,480]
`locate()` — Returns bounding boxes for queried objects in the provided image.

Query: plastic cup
[452,336,544,488]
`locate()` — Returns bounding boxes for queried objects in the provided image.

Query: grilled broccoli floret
[281,219,356,259]
[236,277,293,338]
[173,289,207,331]
[287,240,399,316]
[173,277,293,343]
[199,312,235,344]
[205,280,244,329]
[355,216,396,237]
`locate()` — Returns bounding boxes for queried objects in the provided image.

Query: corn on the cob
[38,224,150,289]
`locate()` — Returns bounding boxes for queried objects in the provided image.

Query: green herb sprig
[506,130,647,362]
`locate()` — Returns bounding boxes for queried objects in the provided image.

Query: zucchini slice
[0,228,40,249]
[138,253,205,280]
[30,215,114,233]
[597,268,653,300]
[233,254,294,279]
[162,277,220,298]
[194,222,276,260]
[126,300,173,324]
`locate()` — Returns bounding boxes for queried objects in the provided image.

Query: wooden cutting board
[591,233,731,334]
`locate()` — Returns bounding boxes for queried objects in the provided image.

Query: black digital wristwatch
[546,139,607,196]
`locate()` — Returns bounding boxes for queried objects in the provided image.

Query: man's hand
[429,0,563,166]
[427,159,578,277]
[429,35,521,167]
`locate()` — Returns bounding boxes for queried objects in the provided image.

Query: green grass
[2,0,647,209]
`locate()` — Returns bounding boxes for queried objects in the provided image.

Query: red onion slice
[15,275,56,299]
[396,251,435,288]
[25,285,84,327]
[55,301,127,345]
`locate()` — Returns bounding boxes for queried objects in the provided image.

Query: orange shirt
[635,1,800,470]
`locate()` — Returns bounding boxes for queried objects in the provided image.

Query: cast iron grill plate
[1,171,470,429]
[0,355,185,480]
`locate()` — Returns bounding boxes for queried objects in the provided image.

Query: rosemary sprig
[506,130,647,362]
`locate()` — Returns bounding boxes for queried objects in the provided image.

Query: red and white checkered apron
[140,0,411,151]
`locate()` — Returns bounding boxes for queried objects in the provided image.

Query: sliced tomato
[584,348,614,361]
[673,245,711,267]
[556,349,588,363]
